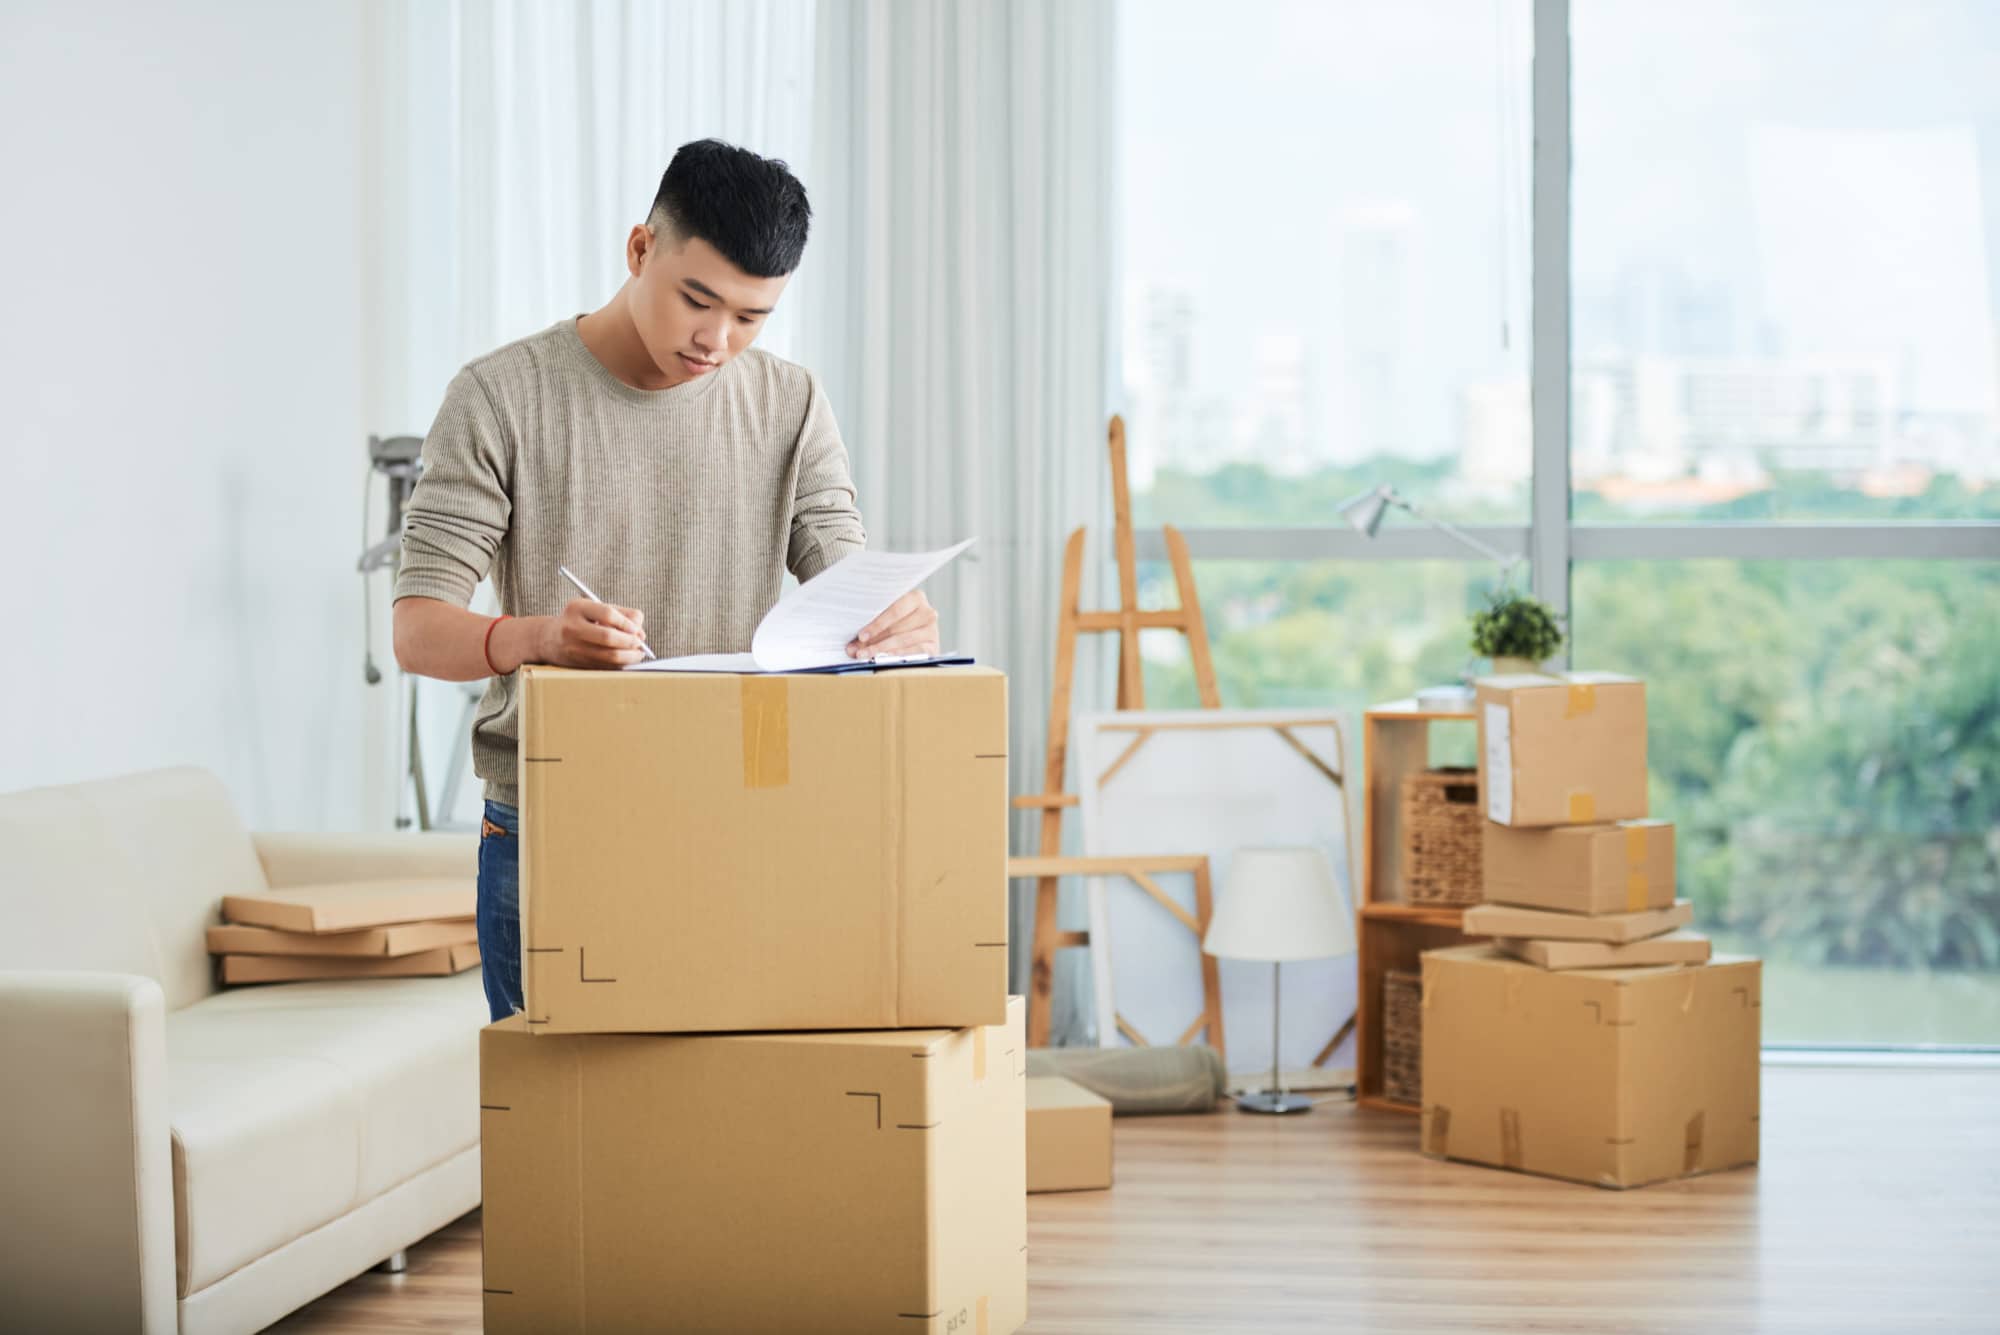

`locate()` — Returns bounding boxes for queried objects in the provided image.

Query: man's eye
[683,294,711,311]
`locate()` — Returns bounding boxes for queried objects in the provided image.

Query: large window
[1119,0,1533,529]
[1572,561,2000,1044]
[1572,0,2000,523]
[1116,0,2000,1048]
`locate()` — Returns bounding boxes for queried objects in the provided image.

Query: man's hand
[536,598,649,669]
[848,590,940,659]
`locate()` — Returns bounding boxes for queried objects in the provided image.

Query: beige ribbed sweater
[393,317,867,805]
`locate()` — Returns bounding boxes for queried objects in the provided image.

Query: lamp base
[1233,1090,1315,1115]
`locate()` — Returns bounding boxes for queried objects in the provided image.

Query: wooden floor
[275,1066,2000,1334]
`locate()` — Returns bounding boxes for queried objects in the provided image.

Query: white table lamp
[1203,846,1357,1114]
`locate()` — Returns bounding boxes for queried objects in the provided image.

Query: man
[393,139,938,1022]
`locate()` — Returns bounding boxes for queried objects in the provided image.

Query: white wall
[0,0,394,829]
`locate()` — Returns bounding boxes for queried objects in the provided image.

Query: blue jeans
[477,800,524,1023]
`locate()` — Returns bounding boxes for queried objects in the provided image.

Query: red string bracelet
[483,614,514,676]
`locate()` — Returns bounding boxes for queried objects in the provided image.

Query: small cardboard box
[1027,1076,1113,1194]
[1482,819,1675,914]
[1495,929,1712,971]
[206,918,476,959]
[220,941,480,983]
[480,996,1028,1335]
[518,665,1009,1035]
[1475,673,1647,827]
[1463,899,1692,944]
[1420,946,1760,1189]
[219,880,474,933]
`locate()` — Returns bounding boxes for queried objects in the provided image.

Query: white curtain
[802,0,1116,1038]
[368,0,1117,1036]
[368,0,819,434]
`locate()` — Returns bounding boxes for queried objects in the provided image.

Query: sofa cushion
[165,970,485,1295]
[0,768,269,1009]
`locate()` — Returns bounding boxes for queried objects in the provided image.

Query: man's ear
[626,224,652,277]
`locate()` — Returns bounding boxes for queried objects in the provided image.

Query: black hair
[650,139,812,278]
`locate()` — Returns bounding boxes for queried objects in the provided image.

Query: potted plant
[1470,588,1566,675]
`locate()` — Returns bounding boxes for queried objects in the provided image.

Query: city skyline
[1117,0,2000,506]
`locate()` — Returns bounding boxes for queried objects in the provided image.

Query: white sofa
[0,767,488,1334]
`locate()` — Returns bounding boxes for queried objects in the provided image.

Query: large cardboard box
[1482,819,1675,914]
[1462,899,1692,943]
[206,918,476,958]
[1420,946,1760,1189]
[519,665,1009,1035]
[1495,929,1712,971]
[480,996,1028,1335]
[1027,1076,1113,1194]
[219,942,479,983]
[219,880,473,933]
[1475,673,1647,827]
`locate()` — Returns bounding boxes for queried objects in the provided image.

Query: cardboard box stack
[1417,671,1762,1189]
[1469,672,1705,968]
[208,881,479,983]
[481,665,1027,1335]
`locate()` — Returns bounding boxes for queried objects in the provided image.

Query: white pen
[557,564,657,660]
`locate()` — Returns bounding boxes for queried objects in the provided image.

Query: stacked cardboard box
[1415,671,1761,1189]
[209,881,479,983]
[481,665,1027,1334]
[1470,672,1709,967]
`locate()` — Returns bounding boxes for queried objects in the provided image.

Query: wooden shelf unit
[1354,700,1479,1115]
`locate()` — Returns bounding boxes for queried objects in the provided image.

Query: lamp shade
[1337,484,1398,537]
[1203,846,1356,963]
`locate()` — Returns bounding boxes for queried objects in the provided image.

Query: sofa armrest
[0,971,176,1334]
[252,831,479,889]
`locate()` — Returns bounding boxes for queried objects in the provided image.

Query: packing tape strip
[1626,871,1649,913]
[740,678,790,789]
[1683,1110,1706,1174]
[1625,825,1650,862]
[1568,790,1597,823]
[1500,1107,1524,1169]
[973,1025,987,1082]
[1425,1106,1452,1157]
[978,1294,991,1335]
[1565,683,1597,717]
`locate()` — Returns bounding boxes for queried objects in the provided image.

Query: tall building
[1332,203,1417,465]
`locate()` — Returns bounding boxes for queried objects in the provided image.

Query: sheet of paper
[630,540,974,673]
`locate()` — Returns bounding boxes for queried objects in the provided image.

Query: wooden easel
[1011,415,1221,1047]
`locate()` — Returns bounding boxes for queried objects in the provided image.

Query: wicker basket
[1383,968,1423,1106]
[1401,766,1483,904]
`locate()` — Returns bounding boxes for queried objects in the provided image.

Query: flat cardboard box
[1027,1076,1113,1194]
[518,665,1009,1035]
[1420,945,1759,1189]
[480,995,1028,1334]
[206,918,476,958]
[1463,899,1693,944]
[1495,929,1713,971]
[1482,819,1676,914]
[220,941,480,983]
[220,879,474,934]
[1476,672,1647,827]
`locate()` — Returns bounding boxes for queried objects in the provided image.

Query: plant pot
[1491,656,1543,676]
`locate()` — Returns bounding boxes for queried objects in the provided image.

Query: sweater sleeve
[393,368,513,607]
[786,372,868,582]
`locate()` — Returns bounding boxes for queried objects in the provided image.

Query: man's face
[627,227,790,386]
